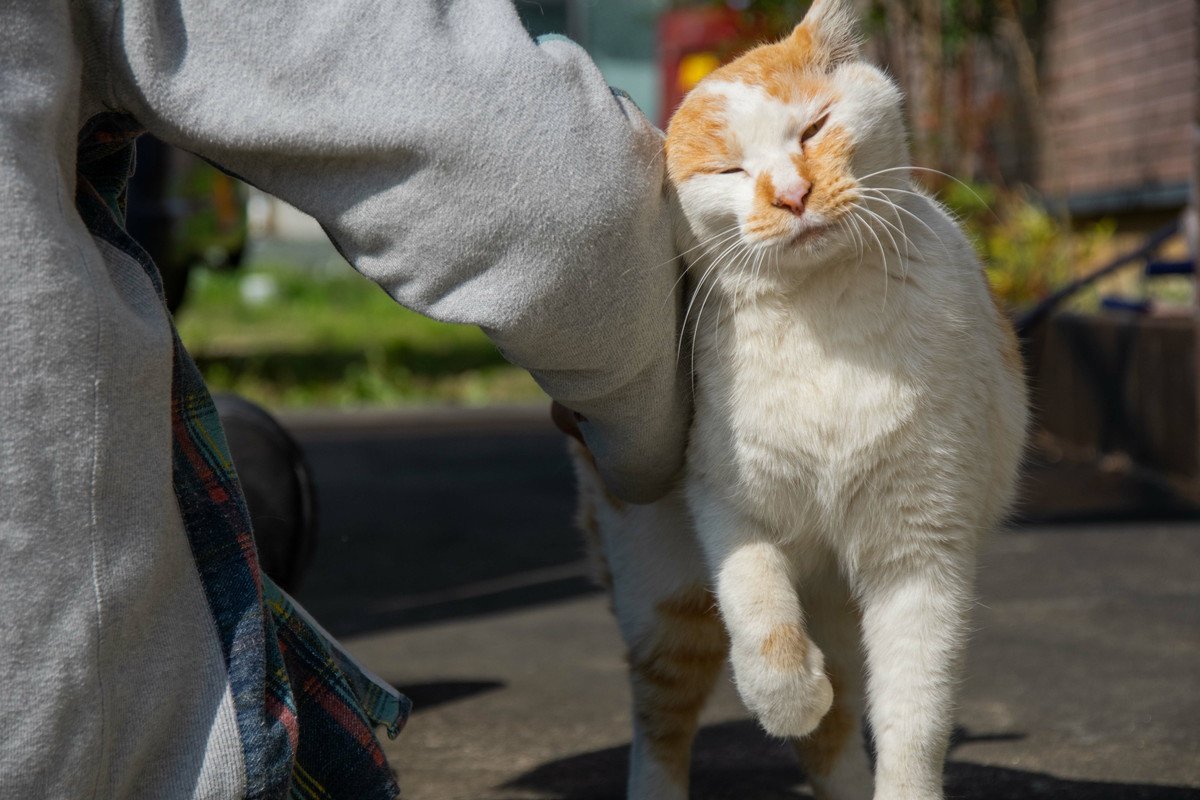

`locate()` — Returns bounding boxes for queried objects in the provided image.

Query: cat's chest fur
[688,278,941,530]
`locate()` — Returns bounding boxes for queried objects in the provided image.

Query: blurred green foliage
[175,262,544,408]
[173,160,247,269]
[940,183,1116,309]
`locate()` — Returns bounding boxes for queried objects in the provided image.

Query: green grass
[174,261,544,409]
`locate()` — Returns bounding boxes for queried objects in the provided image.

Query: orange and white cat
[571,2,1028,799]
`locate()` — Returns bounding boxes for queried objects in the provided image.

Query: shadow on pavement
[943,763,1200,800]
[503,719,802,800]
[503,719,1198,800]
[398,680,505,714]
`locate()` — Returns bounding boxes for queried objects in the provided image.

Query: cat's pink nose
[773,180,811,216]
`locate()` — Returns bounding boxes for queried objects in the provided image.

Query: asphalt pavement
[282,406,1200,800]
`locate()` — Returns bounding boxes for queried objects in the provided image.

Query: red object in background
[657,6,746,128]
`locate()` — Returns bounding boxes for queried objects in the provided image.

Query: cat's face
[666,0,907,270]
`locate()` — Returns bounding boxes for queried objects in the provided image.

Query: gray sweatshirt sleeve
[81,0,687,502]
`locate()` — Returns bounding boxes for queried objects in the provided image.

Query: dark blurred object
[1016,221,1180,337]
[126,135,248,313]
[214,394,318,594]
[1016,220,1200,507]
[1024,310,1200,504]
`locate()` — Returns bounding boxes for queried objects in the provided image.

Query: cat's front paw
[731,624,835,738]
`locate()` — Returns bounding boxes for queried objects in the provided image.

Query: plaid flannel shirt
[76,112,410,800]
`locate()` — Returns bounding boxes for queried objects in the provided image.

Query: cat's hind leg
[571,445,726,800]
[626,581,726,800]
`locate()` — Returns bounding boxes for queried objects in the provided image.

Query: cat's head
[666,0,907,271]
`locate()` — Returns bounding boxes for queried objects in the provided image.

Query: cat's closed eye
[717,166,746,175]
[801,114,829,143]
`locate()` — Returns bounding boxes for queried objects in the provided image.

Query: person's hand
[550,401,587,444]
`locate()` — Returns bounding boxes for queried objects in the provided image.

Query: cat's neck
[697,240,922,322]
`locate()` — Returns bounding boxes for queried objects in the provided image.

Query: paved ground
[281,407,1200,800]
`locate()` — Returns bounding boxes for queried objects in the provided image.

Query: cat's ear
[791,0,862,69]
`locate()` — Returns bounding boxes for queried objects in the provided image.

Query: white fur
[579,2,1028,798]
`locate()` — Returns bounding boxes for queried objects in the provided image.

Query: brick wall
[1039,0,1197,213]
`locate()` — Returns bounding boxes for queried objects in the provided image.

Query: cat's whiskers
[618,222,742,289]
[679,245,736,344]
[860,194,920,268]
[854,202,915,272]
[849,215,868,271]
[651,139,667,167]
[846,204,894,310]
[834,215,865,275]
[841,211,867,273]
[858,198,928,285]
[679,236,747,363]
[848,193,921,278]
[666,225,746,299]
[855,165,999,222]
[859,185,950,248]
[649,223,742,282]
[678,258,722,370]
[831,217,850,260]
[745,243,770,291]
[672,230,756,364]
[690,242,759,390]
[857,186,952,256]
[676,224,744,264]
[848,190,918,258]
[752,243,771,292]
[755,244,771,293]
[816,187,869,272]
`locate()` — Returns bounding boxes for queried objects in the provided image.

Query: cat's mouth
[787,221,833,246]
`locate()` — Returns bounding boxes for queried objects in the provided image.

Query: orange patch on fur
[629,585,728,787]
[796,125,857,216]
[760,623,811,670]
[745,172,797,241]
[793,667,854,777]
[666,92,734,184]
[705,32,828,104]
[755,171,777,204]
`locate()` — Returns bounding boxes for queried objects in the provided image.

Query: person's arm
[76,0,687,502]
